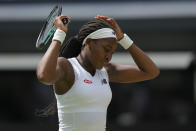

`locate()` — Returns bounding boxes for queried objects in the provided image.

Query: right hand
[54,15,71,33]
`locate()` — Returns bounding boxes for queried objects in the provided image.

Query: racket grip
[62,18,68,25]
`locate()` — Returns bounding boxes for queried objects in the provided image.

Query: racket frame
[36,5,62,49]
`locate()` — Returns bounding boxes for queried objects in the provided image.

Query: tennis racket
[36,5,68,49]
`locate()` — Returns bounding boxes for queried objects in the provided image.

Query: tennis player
[37,14,159,131]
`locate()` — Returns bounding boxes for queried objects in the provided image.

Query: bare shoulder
[57,57,74,74]
[104,62,119,82]
[105,62,130,72]
[57,57,69,66]
[104,62,127,78]
[104,62,117,74]
[54,57,75,95]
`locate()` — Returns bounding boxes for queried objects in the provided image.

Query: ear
[85,38,92,45]
[85,38,94,50]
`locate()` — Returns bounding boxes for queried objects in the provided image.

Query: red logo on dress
[84,79,93,84]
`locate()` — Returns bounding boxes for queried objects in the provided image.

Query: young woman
[37,14,159,131]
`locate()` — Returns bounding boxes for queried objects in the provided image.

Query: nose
[105,53,112,63]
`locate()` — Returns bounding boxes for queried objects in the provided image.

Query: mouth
[96,61,107,69]
[96,59,109,69]
[103,60,109,66]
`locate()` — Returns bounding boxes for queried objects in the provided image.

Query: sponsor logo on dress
[84,79,93,84]
[101,78,107,85]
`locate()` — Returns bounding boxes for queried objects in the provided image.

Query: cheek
[92,47,106,66]
[90,44,100,55]
[93,48,104,61]
[89,45,101,64]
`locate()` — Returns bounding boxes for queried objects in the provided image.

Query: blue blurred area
[0,0,196,131]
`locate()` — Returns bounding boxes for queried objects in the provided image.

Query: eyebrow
[105,43,113,48]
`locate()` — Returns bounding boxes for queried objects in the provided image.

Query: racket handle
[62,18,68,25]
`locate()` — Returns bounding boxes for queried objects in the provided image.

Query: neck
[77,52,96,76]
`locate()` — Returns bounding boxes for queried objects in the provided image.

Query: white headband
[82,28,117,45]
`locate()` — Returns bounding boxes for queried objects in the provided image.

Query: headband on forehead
[82,28,117,45]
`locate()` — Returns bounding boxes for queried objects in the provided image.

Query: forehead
[97,38,117,48]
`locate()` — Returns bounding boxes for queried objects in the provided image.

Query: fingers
[95,15,111,20]
[59,15,71,24]
[54,14,71,33]
[56,15,71,26]
[95,15,124,41]
[95,15,116,27]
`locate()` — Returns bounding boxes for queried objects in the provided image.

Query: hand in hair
[54,15,71,33]
[95,15,124,41]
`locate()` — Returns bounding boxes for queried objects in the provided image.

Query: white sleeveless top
[54,57,112,131]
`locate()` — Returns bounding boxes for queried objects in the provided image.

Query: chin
[96,64,104,70]
[95,61,107,70]
[97,66,103,70]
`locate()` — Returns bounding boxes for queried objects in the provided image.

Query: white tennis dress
[54,57,112,131]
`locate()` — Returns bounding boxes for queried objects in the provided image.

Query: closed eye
[104,47,110,53]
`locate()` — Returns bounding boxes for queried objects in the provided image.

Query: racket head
[36,5,62,49]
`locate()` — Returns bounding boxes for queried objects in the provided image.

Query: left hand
[95,15,124,41]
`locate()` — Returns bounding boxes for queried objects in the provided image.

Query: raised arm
[107,44,160,83]
[96,16,160,83]
[36,15,73,85]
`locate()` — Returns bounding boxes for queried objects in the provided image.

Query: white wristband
[52,29,66,45]
[118,34,133,49]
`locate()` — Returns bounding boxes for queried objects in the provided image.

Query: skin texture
[36,15,160,95]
